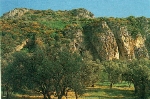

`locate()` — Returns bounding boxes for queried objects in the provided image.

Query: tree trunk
[2,87,5,96]
[110,82,113,89]
[75,91,78,99]
[43,94,47,99]
[62,87,66,96]
[65,91,68,99]
[133,81,138,94]
[46,91,53,99]
[91,84,94,87]
[139,78,148,99]
[46,91,51,99]
[55,89,63,99]
[41,87,47,99]
[58,95,63,99]
[6,91,9,99]
[57,87,66,99]
[128,81,131,88]
[134,85,138,94]
[6,85,9,99]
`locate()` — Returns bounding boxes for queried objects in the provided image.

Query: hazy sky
[0,0,150,17]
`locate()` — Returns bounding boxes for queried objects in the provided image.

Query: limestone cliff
[114,26,149,60]
[83,20,149,61]
[90,21,119,60]
[2,8,29,18]
[116,26,135,60]
[134,34,149,59]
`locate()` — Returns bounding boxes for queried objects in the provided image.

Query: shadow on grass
[85,86,135,99]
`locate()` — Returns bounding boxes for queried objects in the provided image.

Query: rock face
[134,34,149,59]
[116,26,135,60]
[83,21,149,61]
[63,25,84,53]
[15,39,28,51]
[91,21,119,60]
[2,8,29,18]
[68,29,83,52]
[116,27,149,60]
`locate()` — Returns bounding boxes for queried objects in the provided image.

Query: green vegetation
[1,8,150,99]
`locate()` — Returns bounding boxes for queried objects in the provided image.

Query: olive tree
[28,45,86,99]
[81,51,101,87]
[102,60,123,88]
[2,51,31,98]
[126,59,150,99]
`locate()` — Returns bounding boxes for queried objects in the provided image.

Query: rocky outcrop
[15,39,28,51]
[69,29,83,52]
[63,25,84,53]
[91,21,119,60]
[2,8,29,18]
[116,27,149,60]
[70,8,94,18]
[84,21,149,61]
[116,26,135,60]
[134,34,149,59]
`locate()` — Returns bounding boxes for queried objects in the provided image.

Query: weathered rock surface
[83,21,149,61]
[134,34,149,59]
[116,26,135,60]
[91,21,119,60]
[63,26,84,53]
[2,8,29,18]
[70,8,94,18]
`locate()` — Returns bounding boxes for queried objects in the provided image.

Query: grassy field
[2,81,149,99]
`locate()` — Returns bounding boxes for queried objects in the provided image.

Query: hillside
[1,8,150,61]
[1,8,150,99]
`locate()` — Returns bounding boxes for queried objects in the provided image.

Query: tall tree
[2,51,30,98]
[126,59,150,99]
[102,60,122,88]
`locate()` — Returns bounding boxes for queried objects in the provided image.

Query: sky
[0,0,150,17]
